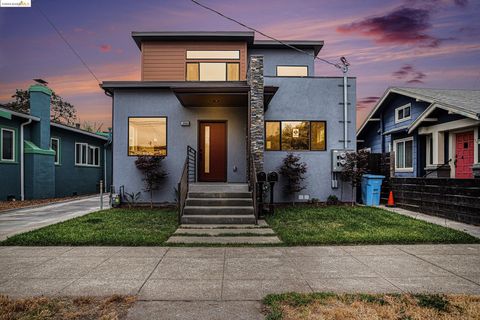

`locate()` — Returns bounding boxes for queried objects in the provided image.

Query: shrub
[135,156,168,208]
[326,195,339,205]
[278,153,307,204]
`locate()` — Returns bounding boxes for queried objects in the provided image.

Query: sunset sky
[1,0,479,129]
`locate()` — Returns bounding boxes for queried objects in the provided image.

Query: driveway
[0,195,108,241]
[0,244,479,319]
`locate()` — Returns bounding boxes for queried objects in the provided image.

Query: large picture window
[128,117,167,156]
[75,143,99,166]
[265,121,326,151]
[1,128,15,162]
[394,137,413,171]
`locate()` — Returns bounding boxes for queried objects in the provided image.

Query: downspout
[20,119,32,201]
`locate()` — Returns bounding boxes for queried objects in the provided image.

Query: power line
[190,0,341,69]
[35,4,101,84]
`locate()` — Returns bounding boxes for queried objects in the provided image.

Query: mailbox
[267,171,278,182]
[257,171,267,182]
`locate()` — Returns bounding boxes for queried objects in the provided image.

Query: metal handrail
[423,159,452,178]
[178,146,197,224]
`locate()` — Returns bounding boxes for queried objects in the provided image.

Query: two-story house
[357,87,480,178]
[101,31,356,224]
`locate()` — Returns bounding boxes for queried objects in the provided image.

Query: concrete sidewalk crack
[136,248,170,295]
[220,248,227,300]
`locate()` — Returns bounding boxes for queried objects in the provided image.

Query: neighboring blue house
[357,87,480,178]
[0,84,112,201]
[101,31,356,223]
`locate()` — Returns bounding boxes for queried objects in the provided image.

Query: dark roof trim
[132,31,255,49]
[51,122,109,141]
[101,81,249,94]
[0,106,40,121]
[250,40,324,57]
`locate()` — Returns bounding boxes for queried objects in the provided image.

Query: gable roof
[357,87,480,136]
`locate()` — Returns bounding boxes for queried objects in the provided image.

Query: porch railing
[178,145,197,224]
[248,157,259,224]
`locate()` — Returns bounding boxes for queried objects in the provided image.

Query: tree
[278,153,307,204]
[81,121,103,133]
[134,156,168,208]
[4,89,77,125]
[340,149,370,205]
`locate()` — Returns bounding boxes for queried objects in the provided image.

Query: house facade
[0,84,112,201]
[357,87,480,178]
[102,31,356,208]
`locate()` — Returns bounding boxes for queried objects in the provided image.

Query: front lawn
[1,208,178,246]
[263,292,480,320]
[266,206,479,245]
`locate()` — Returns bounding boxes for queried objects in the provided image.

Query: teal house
[0,83,112,201]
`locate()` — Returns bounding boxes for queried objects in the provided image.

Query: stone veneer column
[248,55,264,173]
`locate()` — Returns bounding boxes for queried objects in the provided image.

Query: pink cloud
[99,44,112,53]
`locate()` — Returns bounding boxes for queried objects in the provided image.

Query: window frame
[186,50,240,60]
[393,137,414,172]
[264,120,327,152]
[1,127,16,163]
[186,62,240,81]
[395,103,412,123]
[50,137,60,165]
[276,65,309,77]
[75,142,100,167]
[127,116,168,157]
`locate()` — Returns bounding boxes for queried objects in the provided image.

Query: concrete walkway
[380,205,480,239]
[0,195,109,240]
[0,244,479,319]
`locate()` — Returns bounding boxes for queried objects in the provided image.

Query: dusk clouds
[99,44,112,53]
[392,64,427,84]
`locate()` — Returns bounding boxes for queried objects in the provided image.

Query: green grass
[266,205,479,245]
[1,208,178,246]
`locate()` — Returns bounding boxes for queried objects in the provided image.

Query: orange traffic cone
[386,191,395,207]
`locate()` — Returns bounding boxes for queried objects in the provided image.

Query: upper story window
[128,117,167,156]
[186,50,240,81]
[1,127,15,162]
[186,50,240,60]
[276,66,308,77]
[395,103,411,123]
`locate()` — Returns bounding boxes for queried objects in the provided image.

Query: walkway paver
[381,205,480,239]
[0,195,109,241]
[0,244,479,319]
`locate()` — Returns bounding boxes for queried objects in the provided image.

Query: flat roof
[132,31,255,49]
[251,40,324,57]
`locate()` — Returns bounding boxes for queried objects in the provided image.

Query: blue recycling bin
[361,174,385,206]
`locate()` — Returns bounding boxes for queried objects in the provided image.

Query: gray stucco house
[102,31,356,223]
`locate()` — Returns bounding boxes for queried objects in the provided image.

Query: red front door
[455,131,474,178]
[198,121,227,182]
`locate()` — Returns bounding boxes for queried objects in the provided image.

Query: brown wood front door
[198,121,227,182]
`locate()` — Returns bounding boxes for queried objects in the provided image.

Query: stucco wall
[263,76,357,202]
[51,127,109,197]
[0,117,21,200]
[112,89,247,203]
[248,49,315,77]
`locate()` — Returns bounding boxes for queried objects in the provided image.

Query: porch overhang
[171,83,278,109]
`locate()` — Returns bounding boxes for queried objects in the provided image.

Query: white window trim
[393,137,414,172]
[75,142,100,167]
[51,137,60,165]
[395,103,412,124]
[1,128,15,162]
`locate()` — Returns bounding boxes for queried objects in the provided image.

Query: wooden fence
[388,178,480,225]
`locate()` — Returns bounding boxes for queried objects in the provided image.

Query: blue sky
[1,0,479,128]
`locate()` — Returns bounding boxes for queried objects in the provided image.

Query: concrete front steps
[180,183,256,225]
[167,221,282,244]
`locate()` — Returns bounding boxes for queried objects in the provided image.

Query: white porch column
[432,131,445,165]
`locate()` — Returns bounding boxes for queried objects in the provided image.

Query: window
[265,121,326,151]
[1,128,15,162]
[394,137,413,171]
[276,66,308,77]
[186,62,240,81]
[51,138,60,165]
[186,50,240,60]
[75,143,100,166]
[426,134,433,165]
[128,117,167,156]
[395,103,411,123]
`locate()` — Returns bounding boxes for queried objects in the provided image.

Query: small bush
[326,195,339,205]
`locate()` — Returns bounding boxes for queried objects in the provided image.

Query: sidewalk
[0,195,109,241]
[380,205,480,239]
[0,245,478,319]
